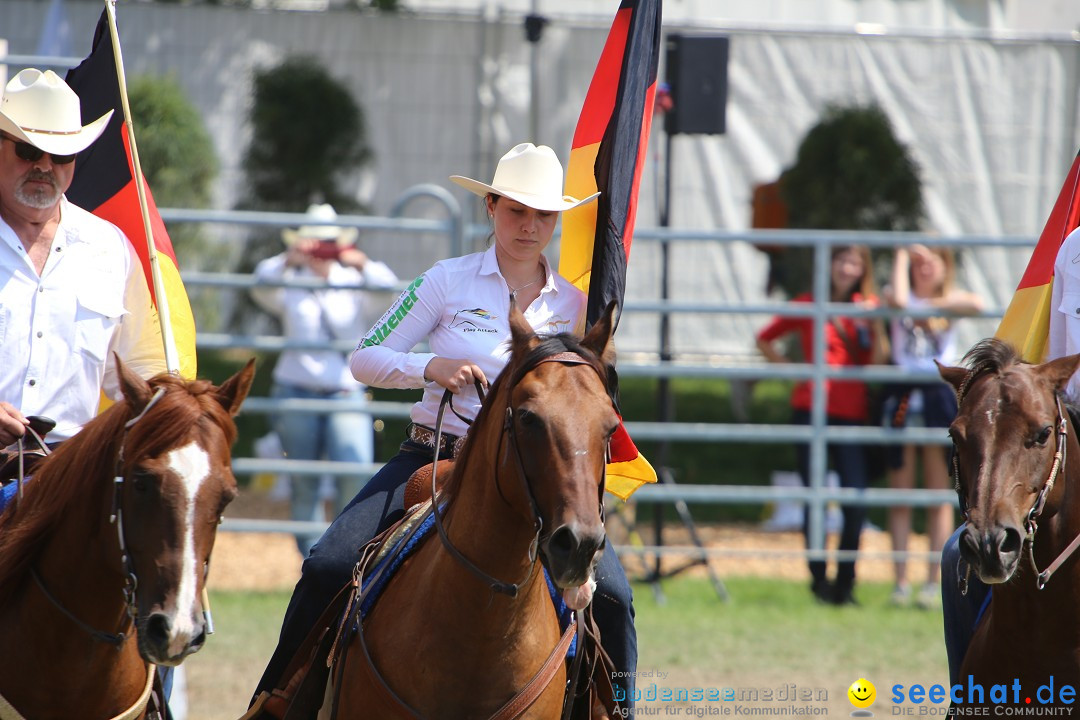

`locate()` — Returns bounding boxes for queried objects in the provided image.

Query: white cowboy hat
[450,142,599,212]
[0,69,113,156]
[281,203,359,247]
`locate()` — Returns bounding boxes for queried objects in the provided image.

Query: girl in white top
[352,243,583,437]
[254,143,639,709]
[882,244,983,608]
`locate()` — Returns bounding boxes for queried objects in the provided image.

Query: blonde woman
[882,244,983,608]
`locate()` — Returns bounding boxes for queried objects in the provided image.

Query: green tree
[128,74,224,324]
[774,103,924,297]
[241,56,371,212]
[129,74,218,212]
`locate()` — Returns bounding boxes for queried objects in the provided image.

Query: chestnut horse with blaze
[0,358,254,720]
[940,339,1080,699]
[332,304,621,718]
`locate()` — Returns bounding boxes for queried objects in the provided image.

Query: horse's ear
[508,297,540,354]
[581,301,617,367]
[936,359,967,393]
[115,352,153,414]
[1036,353,1080,394]
[216,358,256,416]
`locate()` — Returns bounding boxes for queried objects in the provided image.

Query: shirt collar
[0,195,76,257]
[479,244,559,294]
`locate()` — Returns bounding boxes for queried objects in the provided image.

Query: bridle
[429,350,611,599]
[952,363,1076,591]
[30,387,167,647]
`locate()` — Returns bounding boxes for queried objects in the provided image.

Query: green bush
[128,74,226,327]
[774,103,924,298]
[129,74,217,211]
[241,56,371,212]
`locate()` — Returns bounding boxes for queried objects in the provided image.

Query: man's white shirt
[251,252,398,392]
[0,197,166,440]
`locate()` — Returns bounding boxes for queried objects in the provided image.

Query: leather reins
[28,387,166,648]
[336,348,614,720]
[429,350,610,598]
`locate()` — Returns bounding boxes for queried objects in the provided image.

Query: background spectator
[250,203,398,557]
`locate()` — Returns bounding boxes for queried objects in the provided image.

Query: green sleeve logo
[358,275,425,348]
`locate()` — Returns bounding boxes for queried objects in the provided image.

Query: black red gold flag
[559,0,662,499]
[65,10,197,378]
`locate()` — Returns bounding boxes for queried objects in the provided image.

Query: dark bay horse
[0,357,254,720]
[940,339,1080,696]
[334,304,620,718]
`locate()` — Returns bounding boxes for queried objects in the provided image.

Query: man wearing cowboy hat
[0,68,165,448]
[251,203,398,558]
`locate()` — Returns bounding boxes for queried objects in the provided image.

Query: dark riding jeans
[253,440,638,709]
[792,410,869,593]
[941,524,990,685]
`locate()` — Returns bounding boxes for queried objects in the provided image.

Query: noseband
[953,363,1076,590]
[430,351,611,598]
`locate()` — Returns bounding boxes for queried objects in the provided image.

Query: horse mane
[961,338,1024,375]
[0,373,238,606]
[441,331,609,501]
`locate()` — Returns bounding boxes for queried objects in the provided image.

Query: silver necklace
[507,269,544,301]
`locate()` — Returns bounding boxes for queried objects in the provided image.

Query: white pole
[103,0,210,637]
[103,0,179,375]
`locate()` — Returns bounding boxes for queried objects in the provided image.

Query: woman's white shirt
[350,245,586,436]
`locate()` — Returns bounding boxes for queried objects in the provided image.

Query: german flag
[559,0,662,500]
[64,10,197,379]
[995,150,1080,363]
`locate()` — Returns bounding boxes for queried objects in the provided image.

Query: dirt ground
[209,489,935,592]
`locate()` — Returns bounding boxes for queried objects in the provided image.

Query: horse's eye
[517,408,540,427]
[948,428,964,446]
[130,470,153,491]
[1035,426,1053,446]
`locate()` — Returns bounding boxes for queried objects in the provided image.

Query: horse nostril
[144,613,172,647]
[999,527,1022,557]
[190,626,207,651]
[959,527,979,561]
[548,525,577,561]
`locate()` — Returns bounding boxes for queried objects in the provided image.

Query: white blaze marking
[166,441,211,641]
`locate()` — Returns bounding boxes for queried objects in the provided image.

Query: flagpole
[102,0,180,375]
[102,0,211,635]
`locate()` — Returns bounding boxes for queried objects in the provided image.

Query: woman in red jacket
[756,245,888,605]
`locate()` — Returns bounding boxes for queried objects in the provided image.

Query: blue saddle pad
[0,480,20,514]
[358,508,577,657]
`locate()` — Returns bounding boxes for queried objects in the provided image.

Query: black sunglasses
[1,136,76,165]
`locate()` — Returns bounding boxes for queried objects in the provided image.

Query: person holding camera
[251,203,398,557]
[755,244,889,605]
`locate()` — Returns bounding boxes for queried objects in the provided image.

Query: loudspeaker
[664,34,729,136]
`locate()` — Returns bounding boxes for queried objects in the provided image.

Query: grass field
[183,577,948,719]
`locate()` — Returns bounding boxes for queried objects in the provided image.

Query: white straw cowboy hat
[281,203,359,247]
[0,69,113,156]
[450,142,599,212]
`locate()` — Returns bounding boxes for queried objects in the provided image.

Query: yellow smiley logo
[848,678,876,709]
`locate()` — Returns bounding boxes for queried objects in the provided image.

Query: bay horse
[0,357,254,720]
[940,339,1080,696]
[333,304,620,719]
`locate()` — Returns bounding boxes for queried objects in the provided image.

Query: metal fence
[163,193,1029,566]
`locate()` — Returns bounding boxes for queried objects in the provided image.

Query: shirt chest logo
[449,308,499,334]
[543,315,572,333]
